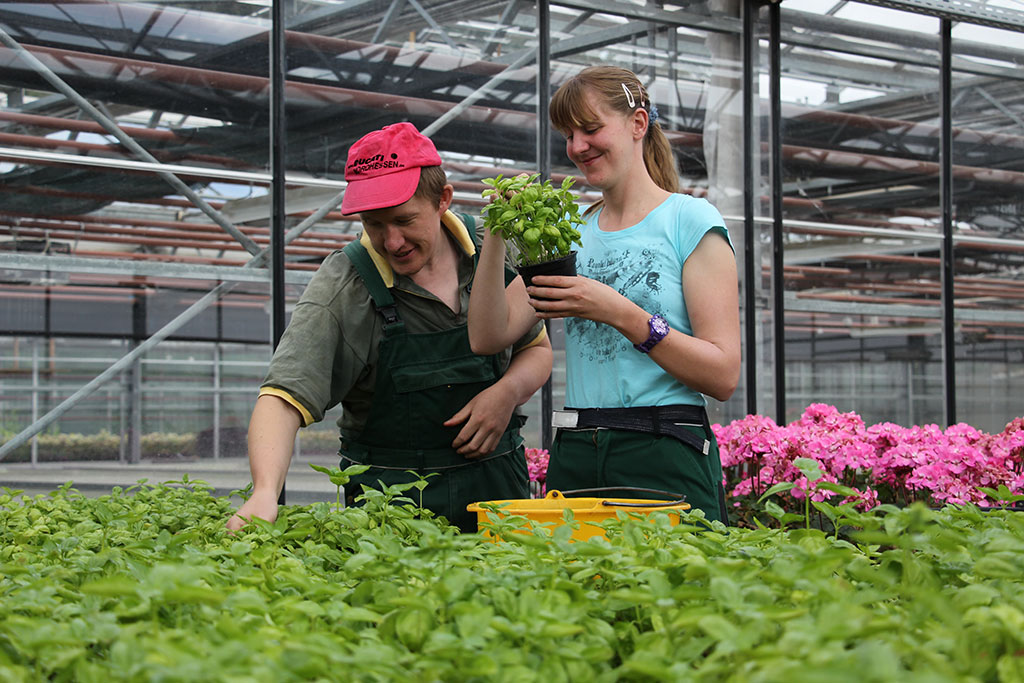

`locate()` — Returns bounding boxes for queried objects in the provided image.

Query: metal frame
[770,2,786,423]
[940,17,956,426]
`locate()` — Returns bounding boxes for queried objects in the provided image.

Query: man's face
[358,189,452,277]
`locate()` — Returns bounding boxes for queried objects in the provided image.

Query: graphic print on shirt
[567,248,662,362]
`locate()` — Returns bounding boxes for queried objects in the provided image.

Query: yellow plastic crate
[467,488,690,541]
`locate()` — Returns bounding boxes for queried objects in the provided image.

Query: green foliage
[481,173,584,265]
[0,430,197,462]
[1,478,1024,681]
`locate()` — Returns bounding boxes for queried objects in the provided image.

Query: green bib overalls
[339,239,529,532]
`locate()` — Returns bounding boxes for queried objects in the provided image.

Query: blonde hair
[550,66,677,213]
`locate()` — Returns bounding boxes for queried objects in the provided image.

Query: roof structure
[1,0,1022,346]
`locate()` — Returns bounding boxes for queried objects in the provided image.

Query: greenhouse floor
[0,452,340,504]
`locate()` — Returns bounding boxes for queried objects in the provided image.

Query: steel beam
[770,2,786,424]
[0,252,314,285]
[940,18,956,426]
[854,0,1024,32]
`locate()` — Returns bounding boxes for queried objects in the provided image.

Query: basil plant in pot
[481,173,585,287]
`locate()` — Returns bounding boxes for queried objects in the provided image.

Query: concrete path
[0,453,340,505]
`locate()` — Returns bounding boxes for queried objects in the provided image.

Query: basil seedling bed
[2,476,1023,682]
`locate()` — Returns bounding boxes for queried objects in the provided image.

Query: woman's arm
[529,231,740,401]
[648,232,740,400]
[467,228,542,355]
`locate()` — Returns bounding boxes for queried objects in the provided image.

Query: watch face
[651,315,670,337]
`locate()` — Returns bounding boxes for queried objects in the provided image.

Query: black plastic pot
[515,251,577,289]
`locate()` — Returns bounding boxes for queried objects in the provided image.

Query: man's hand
[444,383,518,458]
[226,487,280,532]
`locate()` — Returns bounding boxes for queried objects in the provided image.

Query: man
[227,122,551,533]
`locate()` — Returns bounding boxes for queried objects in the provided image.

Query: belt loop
[651,405,661,436]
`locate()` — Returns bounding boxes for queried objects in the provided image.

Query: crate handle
[556,486,687,507]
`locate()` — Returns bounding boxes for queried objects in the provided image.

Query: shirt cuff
[258,386,316,427]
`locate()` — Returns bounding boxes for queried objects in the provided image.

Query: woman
[468,66,740,523]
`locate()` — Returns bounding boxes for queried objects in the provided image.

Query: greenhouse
[1,0,1023,680]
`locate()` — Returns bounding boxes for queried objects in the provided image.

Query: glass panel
[278,0,547,443]
[951,23,1024,432]
[1,1,275,464]
[779,3,944,425]
[0,336,267,466]
[542,3,748,425]
[0,2,271,171]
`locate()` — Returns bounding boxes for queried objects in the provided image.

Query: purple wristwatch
[633,314,670,353]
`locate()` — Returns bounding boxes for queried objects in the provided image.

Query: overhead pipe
[0,224,338,257]
[0,210,356,247]
[0,111,185,141]
[790,107,1024,153]
[0,245,320,271]
[0,184,367,228]
[0,183,227,210]
[0,130,256,169]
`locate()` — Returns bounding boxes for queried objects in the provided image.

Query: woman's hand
[526,274,628,326]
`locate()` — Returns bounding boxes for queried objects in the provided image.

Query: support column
[742,0,759,417]
[271,0,289,504]
[213,344,222,460]
[30,338,40,466]
[940,18,957,426]
[537,0,553,452]
[769,2,786,424]
[704,0,744,424]
[126,349,142,465]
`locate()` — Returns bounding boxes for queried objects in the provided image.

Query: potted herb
[481,173,585,287]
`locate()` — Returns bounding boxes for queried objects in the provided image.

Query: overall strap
[342,241,405,335]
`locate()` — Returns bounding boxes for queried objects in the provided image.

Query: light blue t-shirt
[564,193,732,409]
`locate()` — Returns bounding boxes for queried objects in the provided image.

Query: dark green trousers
[344,447,529,533]
[546,426,726,524]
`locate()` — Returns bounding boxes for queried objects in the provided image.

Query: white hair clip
[621,82,636,108]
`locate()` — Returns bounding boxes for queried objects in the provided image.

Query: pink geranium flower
[716,405,1024,514]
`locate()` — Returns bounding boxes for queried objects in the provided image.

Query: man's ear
[438,184,455,213]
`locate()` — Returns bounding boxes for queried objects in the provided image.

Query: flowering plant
[717,404,1024,527]
[524,405,1024,526]
[524,447,550,498]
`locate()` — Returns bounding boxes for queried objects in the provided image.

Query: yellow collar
[357,210,476,288]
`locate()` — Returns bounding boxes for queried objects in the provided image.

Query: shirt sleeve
[259,253,370,426]
[685,197,733,255]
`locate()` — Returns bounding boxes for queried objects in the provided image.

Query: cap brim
[341,167,421,215]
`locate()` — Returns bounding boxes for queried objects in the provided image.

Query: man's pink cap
[341,122,442,215]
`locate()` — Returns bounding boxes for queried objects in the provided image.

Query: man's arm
[226,393,303,531]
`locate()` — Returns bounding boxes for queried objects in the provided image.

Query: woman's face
[562,88,643,190]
